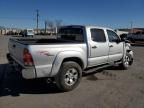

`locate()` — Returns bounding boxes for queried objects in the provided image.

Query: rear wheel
[55,61,82,92]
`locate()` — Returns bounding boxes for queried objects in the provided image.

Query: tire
[120,52,133,70]
[55,61,82,92]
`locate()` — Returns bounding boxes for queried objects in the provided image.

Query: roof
[60,25,113,30]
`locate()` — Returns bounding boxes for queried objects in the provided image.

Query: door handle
[109,45,113,47]
[92,46,97,48]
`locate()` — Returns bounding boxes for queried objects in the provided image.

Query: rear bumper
[7,53,36,79]
[21,68,36,79]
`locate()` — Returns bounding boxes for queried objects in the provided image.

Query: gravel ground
[0,35,144,108]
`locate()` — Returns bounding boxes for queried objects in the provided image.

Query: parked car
[22,29,34,37]
[127,34,144,43]
[7,25,133,91]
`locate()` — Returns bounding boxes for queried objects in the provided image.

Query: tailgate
[8,39,26,66]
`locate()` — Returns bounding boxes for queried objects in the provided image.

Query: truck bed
[10,38,83,45]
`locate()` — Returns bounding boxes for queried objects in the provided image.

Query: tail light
[23,48,34,66]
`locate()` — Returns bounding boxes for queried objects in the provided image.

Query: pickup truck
[7,25,134,91]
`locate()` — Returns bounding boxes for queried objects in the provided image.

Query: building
[129,28,144,34]
[116,28,144,36]
[0,26,5,35]
[115,29,130,36]
[0,27,22,35]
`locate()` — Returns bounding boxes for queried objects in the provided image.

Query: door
[107,30,123,62]
[88,28,109,67]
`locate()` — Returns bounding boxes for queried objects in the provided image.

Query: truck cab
[85,26,124,67]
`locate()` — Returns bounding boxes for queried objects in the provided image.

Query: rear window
[27,30,33,32]
[58,28,84,42]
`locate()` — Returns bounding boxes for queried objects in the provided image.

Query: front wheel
[55,61,82,92]
[120,52,133,70]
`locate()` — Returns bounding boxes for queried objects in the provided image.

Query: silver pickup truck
[7,25,133,91]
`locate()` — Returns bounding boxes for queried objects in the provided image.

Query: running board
[83,61,122,75]
[83,64,111,75]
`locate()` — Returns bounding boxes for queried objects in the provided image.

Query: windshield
[27,30,33,33]
[58,28,84,42]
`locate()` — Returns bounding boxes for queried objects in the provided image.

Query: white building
[115,29,130,36]
[0,28,22,35]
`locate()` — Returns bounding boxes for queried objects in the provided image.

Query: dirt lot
[0,36,144,108]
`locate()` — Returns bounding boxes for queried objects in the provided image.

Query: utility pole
[36,9,39,34]
[130,21,133,34]
[45,20,47,35]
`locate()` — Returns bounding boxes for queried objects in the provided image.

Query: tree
[55,20,62,28]
[55,20,63,34]
[45,19,63,35]
[47,21,54,29]
[47,20,54,35]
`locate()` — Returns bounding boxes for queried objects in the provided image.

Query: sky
[0,0,144,29]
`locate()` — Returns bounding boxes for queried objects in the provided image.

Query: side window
[90,29,106,42]
[107,30,120,42]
